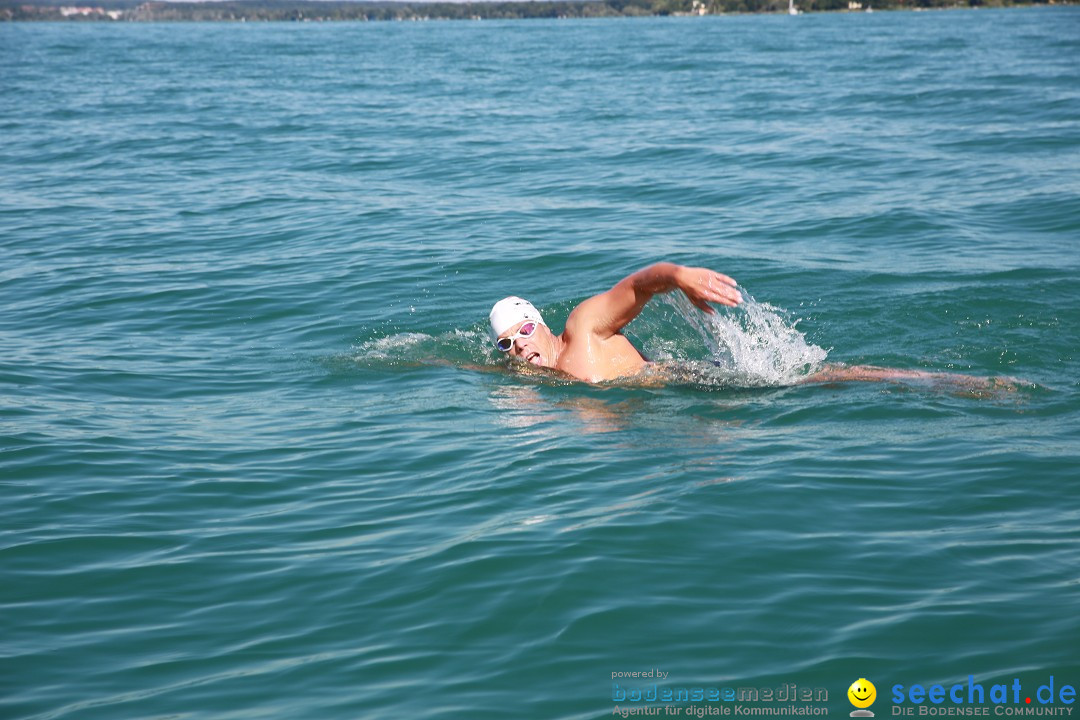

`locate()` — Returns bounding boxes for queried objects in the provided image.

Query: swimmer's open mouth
[526,352,541,366]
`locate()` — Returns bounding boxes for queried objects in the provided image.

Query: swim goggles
[495,322,537,352]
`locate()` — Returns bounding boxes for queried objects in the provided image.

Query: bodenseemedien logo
[849,678,877,717]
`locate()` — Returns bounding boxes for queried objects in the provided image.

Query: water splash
[637,290,829,388]
[355,332,434,361]
[351,329,494,368]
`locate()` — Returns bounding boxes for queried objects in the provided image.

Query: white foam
[653,291,828,387]
[354,332,432,359]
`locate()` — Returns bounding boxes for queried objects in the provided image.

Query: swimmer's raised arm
[566,262,741,339]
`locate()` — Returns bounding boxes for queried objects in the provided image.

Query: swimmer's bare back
[802,364,1024,392]
[479,359,1025,392]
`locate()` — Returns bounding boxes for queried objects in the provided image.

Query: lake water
[2,9,1079,720]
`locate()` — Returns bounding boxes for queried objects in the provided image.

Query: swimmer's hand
[676,265,742,313]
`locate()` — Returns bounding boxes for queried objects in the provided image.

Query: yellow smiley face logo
[848,679,877,709]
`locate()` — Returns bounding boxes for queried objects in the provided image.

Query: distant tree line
[0,0,1065,22]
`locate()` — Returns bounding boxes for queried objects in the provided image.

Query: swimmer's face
[848,679,876,709]
[499,319,554,369]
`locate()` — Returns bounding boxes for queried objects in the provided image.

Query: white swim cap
[489,296,546,342]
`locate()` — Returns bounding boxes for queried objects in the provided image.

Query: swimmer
[490,262,738,383]
[489,262,1018,390]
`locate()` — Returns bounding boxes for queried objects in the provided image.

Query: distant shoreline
[1,0,1072,22]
